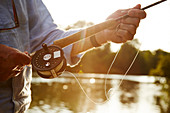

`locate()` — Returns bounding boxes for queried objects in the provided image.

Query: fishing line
[31,0,165,105]
[104,45,120,101]
[65,42,141,105]
[65,71,109,105]
[63,1,161,103]
[66,0,167,104]
[104,44,141,101]
[28,0,167,105]
[64,47,120,104]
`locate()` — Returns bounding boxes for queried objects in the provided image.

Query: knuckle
[139,10,147,19]
[128,10,135,17]
[124,30,129,36]
[134,18,140,27]
[130,25,136,34]
[136,18,140,23]
[123,30,132,40]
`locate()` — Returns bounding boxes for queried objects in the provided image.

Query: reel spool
[32,43,66,78]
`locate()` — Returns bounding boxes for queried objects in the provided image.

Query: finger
[133,4,141,9]
[8,71,21,79]
[0,63,23,81]
[121,17,140,27]
[0,70,15,81]
[120,9,129,15]
[119,23,136,35]
[128,9,146,19]
[12,65,24,72]
[14,52,31,65]
[116,36,127,43]
[8,52,31,66]
[116,29,134,41]
[106,8,129,20]
[112,35,126,43]
[119,4,141,18]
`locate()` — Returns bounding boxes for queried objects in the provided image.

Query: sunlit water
[26,73,169,113]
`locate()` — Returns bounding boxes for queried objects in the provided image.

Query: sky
[42,0,170,52]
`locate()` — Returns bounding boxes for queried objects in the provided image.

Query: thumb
[9,52,31,66]
[133,4,141,9]
[15,52,31,65]
[128,4,146,19]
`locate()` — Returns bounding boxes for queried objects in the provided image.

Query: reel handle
[32,44,67,79]
[32,0,167,79]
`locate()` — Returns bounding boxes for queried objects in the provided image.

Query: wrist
[95,31,108,45]
[90,35,101,47]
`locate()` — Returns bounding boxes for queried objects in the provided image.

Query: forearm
[69,4,147,57]
[71,31,107,56]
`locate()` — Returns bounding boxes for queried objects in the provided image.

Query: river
[26,72,170,113]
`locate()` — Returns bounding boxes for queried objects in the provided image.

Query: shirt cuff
[63,44,83,66]
[55,28,84,66]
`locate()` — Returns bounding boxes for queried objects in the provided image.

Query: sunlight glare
[89,78,95,84]
[43,0,170,52]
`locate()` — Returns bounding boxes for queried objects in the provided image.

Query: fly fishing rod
[32,0,167,78]
[53,0,167,48]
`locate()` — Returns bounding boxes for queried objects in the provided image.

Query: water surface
[26,73,170,113]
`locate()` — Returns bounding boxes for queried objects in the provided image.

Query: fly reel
[32,43,66,78]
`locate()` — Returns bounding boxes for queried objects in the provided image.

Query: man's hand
[0,44,31,81]
[96,4,146,44]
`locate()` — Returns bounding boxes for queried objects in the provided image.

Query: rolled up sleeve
[29,0,83,65]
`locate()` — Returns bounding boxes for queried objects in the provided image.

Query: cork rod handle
[53,0,167,48]
[53,18,118,48]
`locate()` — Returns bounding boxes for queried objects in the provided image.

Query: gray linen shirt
[0,0,81,112]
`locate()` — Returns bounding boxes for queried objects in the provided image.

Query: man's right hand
[0,44,31,81]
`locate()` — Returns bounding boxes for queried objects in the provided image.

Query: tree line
[65,20,170,79]
[66,39,170,79]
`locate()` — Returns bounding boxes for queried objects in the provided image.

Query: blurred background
[27,0,170,113]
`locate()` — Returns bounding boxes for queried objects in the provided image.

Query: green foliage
[65,20,170,78]
[139,50,155,74]
[80,43,115,73]
[150,54,170,78]
[68,39,156,75]
[110,41,139,74]
[67,36,170,78]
